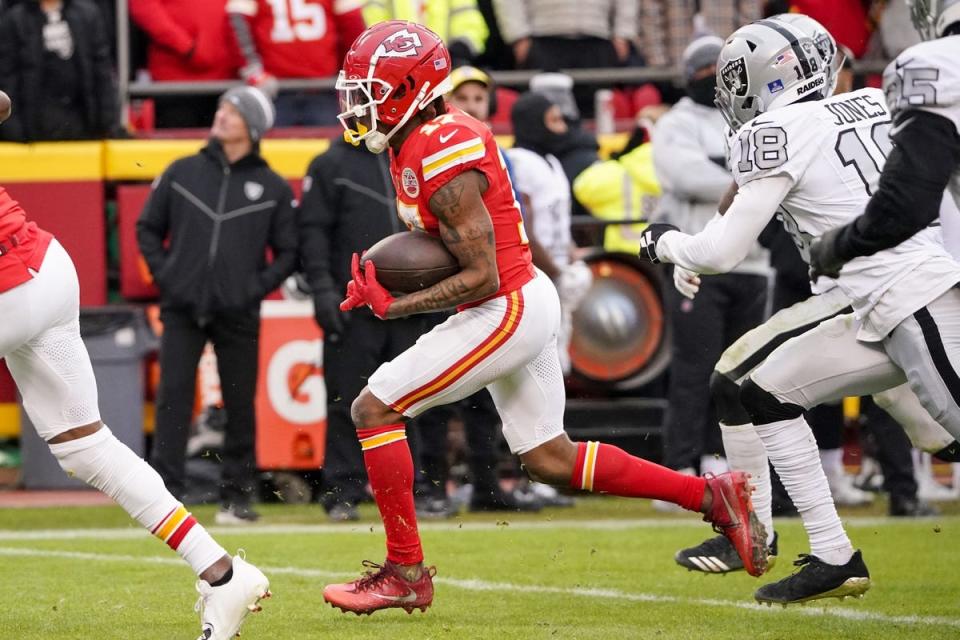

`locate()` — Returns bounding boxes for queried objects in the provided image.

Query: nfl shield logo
[402,168,420,198]
[720,57,749,97]
[244,181,264,200]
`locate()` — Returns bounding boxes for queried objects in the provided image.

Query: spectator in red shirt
[130,0,242,128]
[227,0,365,126]
[785,0,874,59]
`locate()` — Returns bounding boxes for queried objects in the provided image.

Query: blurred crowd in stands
[0,0,933,140]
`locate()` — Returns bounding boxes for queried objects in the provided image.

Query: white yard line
[0,546,956,629]
[0,515,949,541]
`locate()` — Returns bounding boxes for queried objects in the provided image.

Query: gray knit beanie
[682,35,725,82]
[220,86,276,142]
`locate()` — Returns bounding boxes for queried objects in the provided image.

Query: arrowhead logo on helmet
[376,29,424,58]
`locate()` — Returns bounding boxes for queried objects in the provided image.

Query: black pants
[151,307,260,505]
[861,396,917,500]
[318,309,427,510]
[415,388,504,502]
[663,270,769,471]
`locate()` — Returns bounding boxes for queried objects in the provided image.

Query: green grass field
[0,497,958,640]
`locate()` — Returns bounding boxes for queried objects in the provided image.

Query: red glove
[339,253,395,319]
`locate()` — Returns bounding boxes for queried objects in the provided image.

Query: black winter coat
[136,140,298,317]
[0,0,119,141]
[298,138,401,295]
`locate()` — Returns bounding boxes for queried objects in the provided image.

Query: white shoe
[917,471,957,501]
[196,553,270,640]
[828,470,873,507]
[214,504,260,526]
[915,451,957,502]
[854,456,884,492]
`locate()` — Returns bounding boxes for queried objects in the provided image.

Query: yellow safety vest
[573,143,661,255]
[363,0,488,56]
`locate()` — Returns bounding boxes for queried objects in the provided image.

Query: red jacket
[130,0,241,81]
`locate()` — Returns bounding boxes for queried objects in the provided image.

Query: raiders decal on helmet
[721,57,749,97]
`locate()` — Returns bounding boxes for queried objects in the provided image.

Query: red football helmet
[336,21,452,153]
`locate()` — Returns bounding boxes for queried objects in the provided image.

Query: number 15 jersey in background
[729,87,960,342]
[228,0,363,77]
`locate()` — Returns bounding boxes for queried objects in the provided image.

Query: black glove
[313,290,345,341]
[809,227,846,280]
[638,223,680,264]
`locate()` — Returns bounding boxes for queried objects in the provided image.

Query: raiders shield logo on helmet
[721,57,749,97]
[244,181,264,200]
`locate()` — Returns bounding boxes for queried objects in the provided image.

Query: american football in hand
[362,231,459,294]
[0,90,11,124]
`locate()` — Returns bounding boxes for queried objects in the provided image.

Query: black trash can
[20,306,157,489]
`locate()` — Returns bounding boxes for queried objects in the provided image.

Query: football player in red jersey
[227,0,365,125]
[0,89,269,640]
[323,21,770,615]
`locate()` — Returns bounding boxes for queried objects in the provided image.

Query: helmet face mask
[336,21,453,153]
[908,0,960,39]
[714,20,826,132]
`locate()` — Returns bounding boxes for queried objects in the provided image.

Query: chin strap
[365,81,435,154]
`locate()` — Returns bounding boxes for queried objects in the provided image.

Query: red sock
[358,424,423,565]
[570,441,706,511]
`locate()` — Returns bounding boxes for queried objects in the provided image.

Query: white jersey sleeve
[884,36,960,134]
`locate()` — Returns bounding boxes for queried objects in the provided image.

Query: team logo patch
[244,181,264,200]
[376,29,423,59]
[402,167,420,198]
[720,57,749,97]
[767,79,785,94]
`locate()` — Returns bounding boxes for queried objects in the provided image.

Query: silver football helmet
[772,13,844,97]
[715,20,827,132]
[908,0,960,39]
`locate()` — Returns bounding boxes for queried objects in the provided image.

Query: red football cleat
[323,560,436,615]
[702,471,769,577]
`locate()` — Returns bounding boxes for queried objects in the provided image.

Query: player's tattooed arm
[386,170,499,317]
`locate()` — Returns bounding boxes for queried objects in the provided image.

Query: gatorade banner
[255,300,327,469]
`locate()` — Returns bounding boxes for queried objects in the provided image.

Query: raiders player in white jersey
[639,16,960,605]
[811,0,960,276]
[664,12,960,595]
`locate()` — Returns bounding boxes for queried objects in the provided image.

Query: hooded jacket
[513,91,598,216]
[136,140,298,317]
[0,0,119,141]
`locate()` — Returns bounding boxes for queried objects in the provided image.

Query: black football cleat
[675,532,778,574]
[754,550,871,606]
